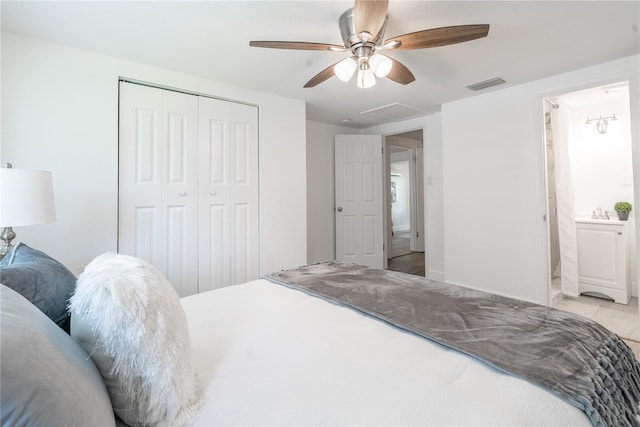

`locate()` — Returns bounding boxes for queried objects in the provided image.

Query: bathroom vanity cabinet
[575,219,631,304]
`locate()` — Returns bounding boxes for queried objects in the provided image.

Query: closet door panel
[198,98,258,292]
[166,114,188,184]
[166,205,187,288]
[233,203,250,284]
[133,207,160,263]
[135,110,159,184]
[208,118,227,185]
[198,98,230,292]
[206,204,230,288]
[119,83,199,297]
[162,90,199,297]
[233,122,249,184]
[229,103,259,284]
[119,83,163,269]
[121,83,259,297]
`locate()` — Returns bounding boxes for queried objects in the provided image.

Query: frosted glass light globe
[370,54,392,78]
[334,57,357,82]
[357,68,376,88]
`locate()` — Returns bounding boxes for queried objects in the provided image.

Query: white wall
[441,55,639,305]
[566,96,634,217]
[1,31,307,276]
[423,114,444,281]
[305,120,356,263]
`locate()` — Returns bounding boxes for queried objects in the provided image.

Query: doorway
[390,150,412,257]
[543,82,639,348]
[385,130,425,276]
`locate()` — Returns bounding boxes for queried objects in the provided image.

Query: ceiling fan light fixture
[369,54,392,78]
[334,57,357,82]
[250,2,490,89]
[357,68,376,89]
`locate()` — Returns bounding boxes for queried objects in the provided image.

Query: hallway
[387,230,424,277]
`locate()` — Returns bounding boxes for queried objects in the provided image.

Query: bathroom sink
[575,217,628,225]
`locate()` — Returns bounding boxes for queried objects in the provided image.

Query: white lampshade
[357,68,376,89]
[369,54,393,78]
[334,57,357,82]
[0,168,56,227]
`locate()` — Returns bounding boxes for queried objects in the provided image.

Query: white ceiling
[2,1,639,129]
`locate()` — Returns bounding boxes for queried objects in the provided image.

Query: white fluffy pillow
[69,253,201,426]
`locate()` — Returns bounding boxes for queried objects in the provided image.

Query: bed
[1,244,639,427]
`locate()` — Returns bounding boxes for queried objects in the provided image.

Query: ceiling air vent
[360,103,426,121]
[466,77,506,91]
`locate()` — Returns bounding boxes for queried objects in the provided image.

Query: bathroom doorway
[544,82,638,347]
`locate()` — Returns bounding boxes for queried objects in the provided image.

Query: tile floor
[551,278,640,358]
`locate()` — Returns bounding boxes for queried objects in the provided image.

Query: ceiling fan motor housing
[339,8,388,49]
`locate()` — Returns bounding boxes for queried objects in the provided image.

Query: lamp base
[0,227,16,260]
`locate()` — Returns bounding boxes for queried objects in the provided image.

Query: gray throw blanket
[265,261,640,427]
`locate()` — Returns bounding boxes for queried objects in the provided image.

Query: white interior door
[335,134,383,268]
[198,97,259,292]
[120,83,259,296]
[119,82,199,297]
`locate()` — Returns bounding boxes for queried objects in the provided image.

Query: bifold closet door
[119,82,199,296]
[198,98,259,292]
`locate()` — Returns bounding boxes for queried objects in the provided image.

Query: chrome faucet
[591,206,609,220]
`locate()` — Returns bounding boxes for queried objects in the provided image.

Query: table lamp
[0,163,56,259]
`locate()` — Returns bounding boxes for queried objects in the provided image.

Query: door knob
[337,207,343,212]
[178,192,187,197]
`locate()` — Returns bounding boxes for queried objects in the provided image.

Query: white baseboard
[427,270,445,282]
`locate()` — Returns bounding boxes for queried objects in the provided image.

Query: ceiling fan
[249,0,489,89]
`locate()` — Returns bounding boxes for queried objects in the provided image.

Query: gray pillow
[0,284,115,426]
[0,242,75,332]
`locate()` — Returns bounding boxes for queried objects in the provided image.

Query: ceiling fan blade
[304,61,342,88]
[386,57,415,85]
[385,24,490,50]
[353,0,389,39]
[249,41,346,51]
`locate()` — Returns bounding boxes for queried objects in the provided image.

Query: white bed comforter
[182,279,589,426]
